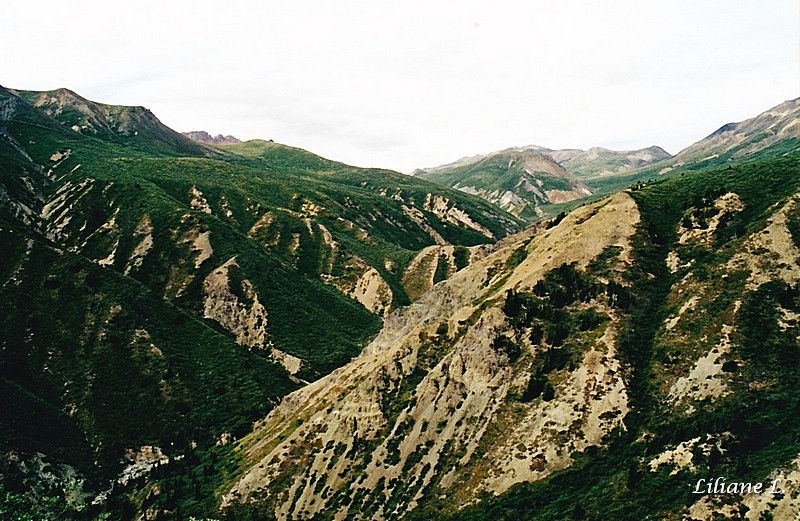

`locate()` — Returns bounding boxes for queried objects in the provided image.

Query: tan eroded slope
[222,192,640,519]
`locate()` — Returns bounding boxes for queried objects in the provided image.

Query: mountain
[413,148,593,220]
[221,152,800,520]
[532,145,673,180]
[1,87,522,314]
[0,85,522,518]
[182,130,242,145]
[411,144,673,221]
[543,97,799,181]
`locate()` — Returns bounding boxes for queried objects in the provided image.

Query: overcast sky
[3,1,798,172]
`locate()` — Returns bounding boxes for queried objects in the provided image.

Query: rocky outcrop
[728,194,800,289]
[687,453,800,520]
[124,215,154,275]
[423,193,495,239]
[203,257,270,349]
[189,185,212,214]
[401,244,478,301]
[322,257,394,316]
[182,131,241,145]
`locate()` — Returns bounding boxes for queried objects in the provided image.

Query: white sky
[3,1,798,172]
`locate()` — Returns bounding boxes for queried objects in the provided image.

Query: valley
[1,87,799,520]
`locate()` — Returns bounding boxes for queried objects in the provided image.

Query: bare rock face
[424,193,496,238]
[203,257,270,349]
[124,215,154,275]
[222,193,640,519]
[400,244,482,301]
[182,131,241,145]
[322,257,394,316]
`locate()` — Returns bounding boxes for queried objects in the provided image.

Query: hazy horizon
[4,0,798,172]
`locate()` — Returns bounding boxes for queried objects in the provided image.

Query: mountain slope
[221,153,800,520]
[4,85,798,519]
[0,86,381,378]
[2,86,522,315]
[413,148,593,220]
[0,85,385,517]
[417,98,798,221]
[0,84,524,378]
[223,191,638,518]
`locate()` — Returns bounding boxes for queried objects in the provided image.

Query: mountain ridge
[413,97,799,221]
[674,97,800,161]
[415,144,673,180]
[532,144,673,179]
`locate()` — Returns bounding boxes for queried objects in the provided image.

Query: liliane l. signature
[692,477,785,495]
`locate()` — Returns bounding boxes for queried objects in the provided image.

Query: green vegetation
[505,243,529,269]
[453,246,470,271]
[0,234,297,464]
[433,254,450,284]
[555,146,673,181]
[586,137,800,204]
[501,262,611,404]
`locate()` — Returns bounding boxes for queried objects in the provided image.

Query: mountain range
[1,87,799,520]
[413,98,799,219]
[530,144,673,179]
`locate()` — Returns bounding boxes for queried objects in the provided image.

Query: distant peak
[182,131,241,145]
[643,145,672,156]
[708,122,738,138]
[39,87,92,105]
